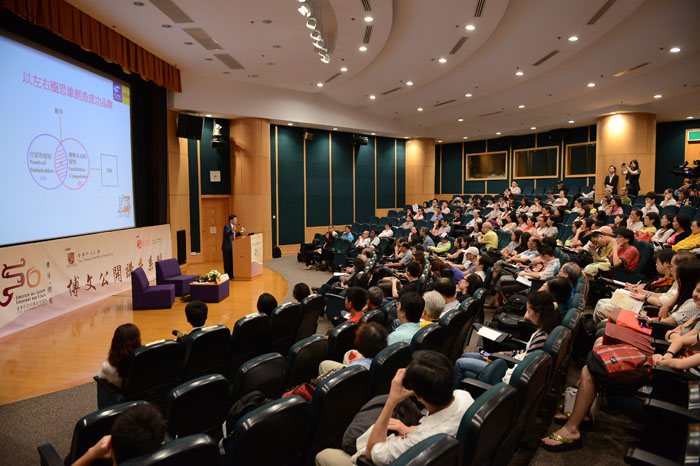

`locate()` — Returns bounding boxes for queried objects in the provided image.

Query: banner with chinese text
[0,225,171,338]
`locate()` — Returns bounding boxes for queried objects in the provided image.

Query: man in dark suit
[222,214,244,279]
[175,300,208,361]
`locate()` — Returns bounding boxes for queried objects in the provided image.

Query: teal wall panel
[656,120,699,192]
[187,139,200,252]
[464,181,486,194]
[376,137,396,208]
[305,131,331,226]
[355,137,376,222]
[200,118,231,195]
[277,126,305,244]
[270,127,277,246]
[396,141,406,207]
[441,142,462,193]
[331,132,354,225]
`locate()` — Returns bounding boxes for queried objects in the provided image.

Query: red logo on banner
[67,252,75,265]
[1,258,41,307]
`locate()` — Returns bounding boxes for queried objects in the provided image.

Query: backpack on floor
[586,344,655,390]
[273,246,282,258]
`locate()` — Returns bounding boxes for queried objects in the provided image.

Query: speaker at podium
[233,233,263,280]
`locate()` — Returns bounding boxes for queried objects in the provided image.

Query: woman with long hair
[99,323,142,387]
[622,159,641,196]
[652,214,676,246]
[667,214,691,246]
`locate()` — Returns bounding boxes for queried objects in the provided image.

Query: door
[201,197,229,263]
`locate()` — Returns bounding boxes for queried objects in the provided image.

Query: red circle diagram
[55,138,90,190]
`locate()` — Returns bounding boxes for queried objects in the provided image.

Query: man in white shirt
[510,181,522,196]
[355,230,371,249]
[627,208,644,232]
[369,229,381,249]
[641,191,659,215]
[434,277,460,318]
[315,351,474,466]
[378,223,394,239]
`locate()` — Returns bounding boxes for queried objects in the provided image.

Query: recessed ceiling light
[369,95,376,100]
[404,136,409,139]
[262,19,273,24]
[224,72,230,75]
[587,82,596,87]
[568,35,579,42]
[288,123,293,126]
[161,24,172,28]
[316,82,324,87]
[364,16,373,22]
[184,41,193,45]
[670,47,681,53]
[463,136,469,139]
[417,107,423,112]
[205,114,212,117]
[530,126,537,130]
[465,24,476,31]
[359,46,367,52]
[496,132,502,135]
[438,57,447,63]
[465,93,472,97]
[688,116,695,120]
[610,112,616,115]
[371,132,376,135]
[518,104,525,109]
[333,127,338,130]
[515,70,524,76]
[205,58,213,61]
[133,1,144,5]
[340,67,348,72]
[406,81,414,86]
[458,118,464,122]
[272,45,282,49]
[568,120,575,124]
[438,140,443,143]
[653,94,662,99]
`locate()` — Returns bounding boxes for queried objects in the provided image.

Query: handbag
[609,308,651,335]
[602,322,654,354]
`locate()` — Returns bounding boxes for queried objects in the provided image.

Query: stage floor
[0,262,288,405]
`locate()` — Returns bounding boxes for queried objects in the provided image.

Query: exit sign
[689,130,700,142]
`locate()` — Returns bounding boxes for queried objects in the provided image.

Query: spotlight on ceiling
[310,30,322,41]
[653,94,662,99]
[465,24,476,31]
[438,57,447,63]
[364,16,373,22]
[515,70,524,76]
[369,95,376,100]
[359,46,367,52]
[568,35,579,42]
[340,67,348,72]
[320,53,330,63]
[465,93,472,97]
[306,17,317,30]
[670,47,681,53]
[297,2,311,17]
[518,105,525,109]
[587,82,596,87]
[406,81,413,86]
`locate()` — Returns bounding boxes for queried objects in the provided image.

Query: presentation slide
[0,34,135,247]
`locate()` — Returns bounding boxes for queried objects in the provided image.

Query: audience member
[98,323,141,387]
[256,292,278,316]
[387,292,424,345]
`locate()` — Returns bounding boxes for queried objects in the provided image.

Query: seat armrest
[356,455,375,466]
[488,353,521,367]
[643,305,660,318]
[651,339,670,353]
[651,365,699,382]
[647,321,677,339]
[93,376,121,394]
[624,447,678,466]
[645,398,700,423]
[37,443,63,466]
[459,378,493,398]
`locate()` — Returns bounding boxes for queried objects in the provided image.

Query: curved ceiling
[67,0,700,140]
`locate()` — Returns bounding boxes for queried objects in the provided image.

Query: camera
[671,160,700,179]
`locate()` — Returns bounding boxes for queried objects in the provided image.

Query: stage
[0,261,288,405]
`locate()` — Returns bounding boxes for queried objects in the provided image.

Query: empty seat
[227,312,270,381]
[439,308,471,362]
[411,324,448,352]
[230,352,285,402]
[367,343,412,399]
[165,374,229,440]
[324,293,346,323]
[447,298,480,362]
[327,321,358,362]
[295,294,325,342]
[155,258,199,296]
[121,340,184,411]
[269,303,301,356]
[179,325,230,381]
[302,366,370,464]
[37,401,149,466]
[120,434,220,466]
[131,267,175,310]
[283,335,328,389]
[223,396,309,466]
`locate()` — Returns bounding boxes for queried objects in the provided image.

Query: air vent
[325,72,342,83]
[434,99,456,107]
[532,50,559,66]
[587,0,616,25]
[381,86,402,96]
[183,28,222,50]
[613,62,649,78]
[363,26,372,44]
[149,0,193,23]
[361,0,371,12]
[479,110,503,117]
[449,37,468,55]
[214,53,244,70]
[474,0,486,17]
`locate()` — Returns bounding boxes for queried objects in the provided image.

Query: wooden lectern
[233,234,263,280]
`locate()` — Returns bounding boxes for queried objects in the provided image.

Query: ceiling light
[417,108,423,112]
[371,132,376,135]
[310,30,322,41]
[587,82,595,87]
[306,17,318,29]
[515,70,524,76]
[463,136,468,139]
[288,123,293,126]
[568,35,579,42]
[496,132,502,135]
[670,47,681,53]
[369,95,376,100]
[568,120,575,124]
[465,24,476,31]
[530,126,537,130]
[404,137,409,139]
[297,2,311,17]
[340,67,348,72]
[458,118,464,122]
[406,81,413,86]
[320,53,330,63]
[610,112,616,115]
[518,104,525,109]
[688,116,695,120]
[465,93,472,97]
[333,128,338,130]
[316,82,324,87]
[438,57,447,63]
[359,46,367,52]
[205,114,212,117]
[653,94,662,99]
[364,16,373,22]
[438,140,443,143]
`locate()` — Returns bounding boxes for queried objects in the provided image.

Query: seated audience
[174,300,208,344]
[294,282,311,302]
[667,214,691,246]
[318,322,388,375]
[672,218,700,251]
[256,292,278,316]
[478,221,498,250]
[660,188,677,207]
[433,277,459,316]
[98,323,142,388]
[651,214,675,246]
[420,291,445,327]
[387,292,424,345]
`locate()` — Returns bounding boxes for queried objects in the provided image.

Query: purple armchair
[155,258,199,296]
[131,267,175,310]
